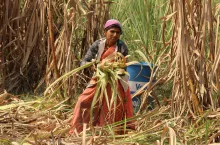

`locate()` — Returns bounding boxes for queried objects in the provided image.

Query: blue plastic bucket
[127,62,153,113]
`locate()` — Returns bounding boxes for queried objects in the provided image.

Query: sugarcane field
[0,0,220,145]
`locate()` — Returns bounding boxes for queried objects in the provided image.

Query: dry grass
[0,0,110,97]
[133,0,220,116]
[0,93,219,144]
[165,0,220,116]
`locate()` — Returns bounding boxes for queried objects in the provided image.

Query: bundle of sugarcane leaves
[89,52,138,129]
[85,52,138,130]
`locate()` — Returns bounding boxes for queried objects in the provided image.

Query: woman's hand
[91,59,97,71]
[91,64,97,71]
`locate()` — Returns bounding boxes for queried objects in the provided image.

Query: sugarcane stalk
[48,0,60,79]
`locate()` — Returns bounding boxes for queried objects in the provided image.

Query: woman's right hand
[91,64,97,71]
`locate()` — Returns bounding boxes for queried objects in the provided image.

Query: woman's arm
[117,40,128,57]
[80,40,100,66]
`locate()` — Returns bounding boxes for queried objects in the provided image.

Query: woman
[70,19,134,134]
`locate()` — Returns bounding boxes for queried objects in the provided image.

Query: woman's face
[104,27,121,47]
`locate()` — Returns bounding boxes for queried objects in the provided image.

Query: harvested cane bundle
[90,52,138,127]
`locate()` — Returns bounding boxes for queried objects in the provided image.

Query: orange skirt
[69,81,134,134]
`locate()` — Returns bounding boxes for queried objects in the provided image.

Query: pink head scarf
[104,19,122,33]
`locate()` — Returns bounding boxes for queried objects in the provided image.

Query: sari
[69,45,134,134]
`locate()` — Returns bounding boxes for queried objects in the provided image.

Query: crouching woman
[69,19,135,134]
